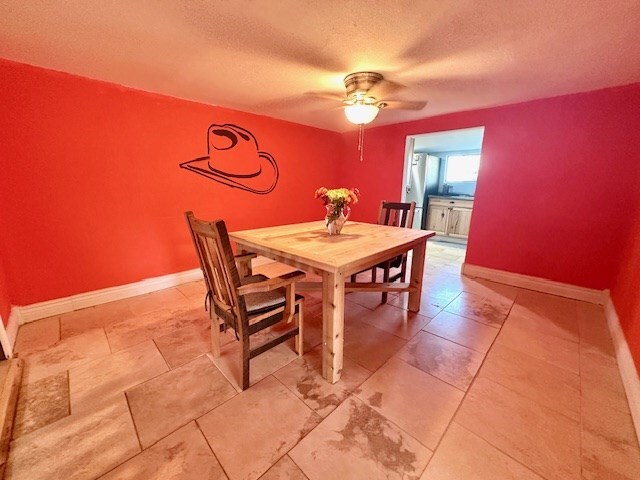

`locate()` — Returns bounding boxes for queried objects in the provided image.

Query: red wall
[341,84,640,290]
[2,58,639,365]
[611,199,640,370]
[0,257,10,325]
[0,59,342,305]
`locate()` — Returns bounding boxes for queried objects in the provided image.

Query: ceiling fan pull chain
[358,124,364,162]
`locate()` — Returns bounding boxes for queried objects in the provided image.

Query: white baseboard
[17,268,203,324]
[15,256,278,325]
[604,291,640,443]
[462,263,605,304]
[0,308,20,358]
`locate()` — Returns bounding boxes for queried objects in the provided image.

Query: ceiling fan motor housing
[344,72,384,99]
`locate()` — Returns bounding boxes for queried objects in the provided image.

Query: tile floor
[6,241,640,479]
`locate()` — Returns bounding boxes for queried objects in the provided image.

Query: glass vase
[325,205,350,235]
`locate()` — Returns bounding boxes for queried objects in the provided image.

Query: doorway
[401,127,485,244]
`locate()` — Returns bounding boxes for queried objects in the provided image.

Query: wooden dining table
[229,221,435,383]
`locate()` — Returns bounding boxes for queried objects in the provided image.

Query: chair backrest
[184,212,247,330]
[377,201,416,228]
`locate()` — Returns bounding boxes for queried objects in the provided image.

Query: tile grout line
[281,455,311,480]
[255,375,322,478]
[88,393,149,480]
[194,420,232,480]
[417,289,548,479]
[103,326,115,355]
[123,390,143,452]
[151,338,171,372]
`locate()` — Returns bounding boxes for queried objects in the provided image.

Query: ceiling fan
[307,71,427,125]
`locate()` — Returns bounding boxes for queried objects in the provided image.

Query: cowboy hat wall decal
[180,124,279,194]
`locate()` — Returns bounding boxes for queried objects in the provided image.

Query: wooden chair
[351,200,416,303]
[184,211,305,390]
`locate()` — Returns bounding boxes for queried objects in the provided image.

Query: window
[444,154,481,183]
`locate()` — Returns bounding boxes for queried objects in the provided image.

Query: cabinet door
[427,205,448,233]
[448,207,473,237]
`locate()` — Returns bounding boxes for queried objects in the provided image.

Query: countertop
[428,195,475,201]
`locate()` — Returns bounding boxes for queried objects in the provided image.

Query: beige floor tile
[106,307,208,352]
[127,355,236,448]
[298,306,324,351]
[345,291,394,311]
[396,331,484,391]
[581,397,640,480]
[419,280,463,305]
[580,346,630,414]
[62,289,191,339]
[387,292,446,319]
[495,319,580,374]
[8,242,623,480]
[69,341,168,413]
[343,319,408,372]
[274,347,371,417]
[154,319,235,369]
[14,316,60,356]
[356,357,464,449]
[13,372,70,439]
[455,377,580,480]
[577,301,615,356]
[99,422,227,480]
[23,328,111,383]
[60,303,133,339]
[342,299,375,322]
[479,342,581,421]
[459,276,520,301]
[424,310,499,353]
[198,375,321,480]
[127,287,192,315]
[445,291,513,327]
[420,422,544,480]
[357,303,430,340]
[507,290,579,342]
[6,395,140,480]
[290,395,432,480]
[176,280,207,301]
[259,455,308,480]
[211,330,299,392]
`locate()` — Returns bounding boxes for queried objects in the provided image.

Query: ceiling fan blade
[379,100,428,111]
[304,91,346,102]
[368,78,405,98]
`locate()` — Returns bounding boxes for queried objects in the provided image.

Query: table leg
[408,240,426,312]
[322,271,345,383]
[236,249,253,278]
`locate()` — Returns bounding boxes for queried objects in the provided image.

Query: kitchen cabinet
[447,207,472,237]
[426,205,448,233]
[426,196,474,239]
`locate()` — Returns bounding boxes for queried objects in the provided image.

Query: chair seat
[375,255,403,270]
[242,275,303,316]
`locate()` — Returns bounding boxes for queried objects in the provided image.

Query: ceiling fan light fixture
[344,103,379,125]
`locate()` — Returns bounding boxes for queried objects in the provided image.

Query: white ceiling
[1,1,638,132]
[413,127,485,152]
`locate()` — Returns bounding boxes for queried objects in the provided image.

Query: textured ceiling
[1,0,639,132]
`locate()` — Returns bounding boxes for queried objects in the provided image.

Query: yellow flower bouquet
[314,187,360,234]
